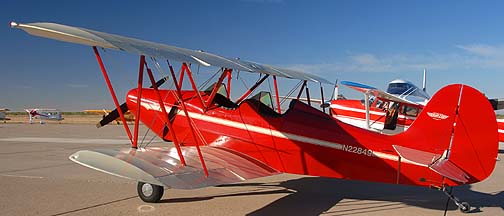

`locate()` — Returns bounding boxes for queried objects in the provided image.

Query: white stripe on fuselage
[334,115,409,133]
[331,104,386,116]
[330,104,416,121]
[128,95,421,165]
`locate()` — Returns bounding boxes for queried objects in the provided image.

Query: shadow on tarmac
[162,176,503,215]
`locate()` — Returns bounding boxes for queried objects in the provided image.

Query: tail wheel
[137,182,164,203]
[459,202,471,213]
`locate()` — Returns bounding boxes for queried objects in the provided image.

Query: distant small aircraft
[0,108,10,122]
[25,108,64,124]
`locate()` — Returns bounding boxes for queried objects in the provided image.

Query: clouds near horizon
[287,43,504,76]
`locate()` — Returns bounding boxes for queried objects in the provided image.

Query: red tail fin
[396,84,498,184]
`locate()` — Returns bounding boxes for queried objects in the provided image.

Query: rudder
[396,84,498,184]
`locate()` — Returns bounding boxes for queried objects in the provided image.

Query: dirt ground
[2,114,111,125]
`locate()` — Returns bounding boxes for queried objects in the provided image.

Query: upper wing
[69,146,280,189]
[341,81,420,106]
[11,21,332,84]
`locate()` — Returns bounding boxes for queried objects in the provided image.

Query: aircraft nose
[126,88,140,104]
[126,88,177,111]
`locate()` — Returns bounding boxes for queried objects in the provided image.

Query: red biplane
[11,21,499,213]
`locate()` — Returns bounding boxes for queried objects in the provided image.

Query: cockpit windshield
[204,83,228,98]
[246,91,280,117]
[387,83,412,95]
[250,91,274,110]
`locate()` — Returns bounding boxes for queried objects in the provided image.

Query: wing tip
[9,21,18,28]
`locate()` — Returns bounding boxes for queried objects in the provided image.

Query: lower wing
[69,146,280,189]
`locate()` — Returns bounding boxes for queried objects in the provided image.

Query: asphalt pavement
[0,124,502,216]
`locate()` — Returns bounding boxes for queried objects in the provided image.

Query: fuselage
[126,88,465,188]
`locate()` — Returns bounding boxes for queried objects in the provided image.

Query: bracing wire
[164,59,209,147]
[101,47,136,93]
[280,80,304,106]
[139,57,177,148]
[238,72,249,89]
[101,49,149,147]
[267,75,273,94]
[198,68,223,91]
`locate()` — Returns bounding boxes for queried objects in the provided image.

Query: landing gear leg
[137,182,164,203]
[443,187,471,213]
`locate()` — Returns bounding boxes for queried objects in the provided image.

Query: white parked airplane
[25,109,64,124]
[330,70,504,141]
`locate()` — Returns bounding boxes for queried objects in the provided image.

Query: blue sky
[2,0,504,111]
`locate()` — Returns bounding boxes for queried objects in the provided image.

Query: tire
[459,202,471,213]
[137,182,164,203]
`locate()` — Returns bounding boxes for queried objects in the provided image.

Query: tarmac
[0,123,502,216]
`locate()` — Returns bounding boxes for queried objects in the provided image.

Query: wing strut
[296,80,312,105]
[364,92,371,129]
[144,61,186,166]
[205,68,232,110]
[132,56,144,149]
[178,63,206,110]
[306,85,311,106]
[273,76,281,113]
[92,49,188,164]
[297,81,307,99]
[320,83,326,113]
[167,61,209,176]
[236,74,270,104]
[226,71,232,99]
[92,46,135,147]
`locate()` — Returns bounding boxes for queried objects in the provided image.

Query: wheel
[137,182,164,203]
[459,202,471,213]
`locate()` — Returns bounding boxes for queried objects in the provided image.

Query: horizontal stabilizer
[69,146,279,189]
[393,145,441,167]
[430,159,469,183]
[393,145,469,183]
